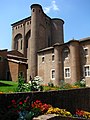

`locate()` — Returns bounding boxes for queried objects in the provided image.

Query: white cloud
[52,0,59,11]
[44,6,51,14]
[44,0,59,14]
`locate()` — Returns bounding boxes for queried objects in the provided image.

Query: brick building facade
[1,4,90,86]
[0,49,27,81]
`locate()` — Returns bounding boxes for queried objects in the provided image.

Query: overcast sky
[0,0,90,50]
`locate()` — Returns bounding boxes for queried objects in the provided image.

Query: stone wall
[0,88,90,114]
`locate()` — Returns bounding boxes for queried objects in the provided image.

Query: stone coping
[33,114,88,120]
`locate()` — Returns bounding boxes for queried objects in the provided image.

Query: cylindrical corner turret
[69,40,81,83]
[31,4,42,10]
[29,4,43,78]
[51,18,64,45]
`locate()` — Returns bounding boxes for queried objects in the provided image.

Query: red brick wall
[19,64,27,81]
[8,61,19,81]
[0,50,7,80]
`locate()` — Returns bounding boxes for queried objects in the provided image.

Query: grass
[0,80,83,93]
[0,80,18,93]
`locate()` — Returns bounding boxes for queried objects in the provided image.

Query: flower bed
[0,97,90,120]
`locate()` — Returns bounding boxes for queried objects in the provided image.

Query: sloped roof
[80,37,90,42]
[7,50,24,57]
[7,58,27,64]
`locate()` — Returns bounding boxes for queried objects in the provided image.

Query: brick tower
[11,4,64,81]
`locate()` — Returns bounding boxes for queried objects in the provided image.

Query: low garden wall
[0,87,90,114]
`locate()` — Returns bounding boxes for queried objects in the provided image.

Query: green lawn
[0,80,18,93]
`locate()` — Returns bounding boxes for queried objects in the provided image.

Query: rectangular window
[64,67,70,78]
[84,66,90,77]
[51,69,55,80]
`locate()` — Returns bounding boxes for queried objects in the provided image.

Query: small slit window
[52,54,54,62]
[21,40,22,50]
[84,47,88,56]
[42,56,45,63]
[33,9,35,12]
[27,22,29,25]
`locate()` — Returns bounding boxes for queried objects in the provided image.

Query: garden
[0,95,90,120]
[0,75,90,120]
[0,75,86,93]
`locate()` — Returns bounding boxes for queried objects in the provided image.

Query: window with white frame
[84,66,90,77]
[64,67,70,78]
[51,69,55,80]
[84,47,88,56]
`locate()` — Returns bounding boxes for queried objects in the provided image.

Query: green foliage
[25,111,34,120]
[16,74,30,92]
[48,82,54,87]
[8,96,31,113]
[60,83,73,89]
[16,74,24,92]
[74,80,86,87]
[25,108,41,120]
[16,75,43,92]
[60,80,86,90]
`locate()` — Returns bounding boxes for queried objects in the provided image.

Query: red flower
[24,100,27,103]
[19,101,23,105]
[31,103,35,108]
[11,100,16,103]
[8,106,11,108]
[36,100,41,103]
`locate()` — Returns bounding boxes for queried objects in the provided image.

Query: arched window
[14,34,22,50]
[62,47,70,60]
[25,30,31,48]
